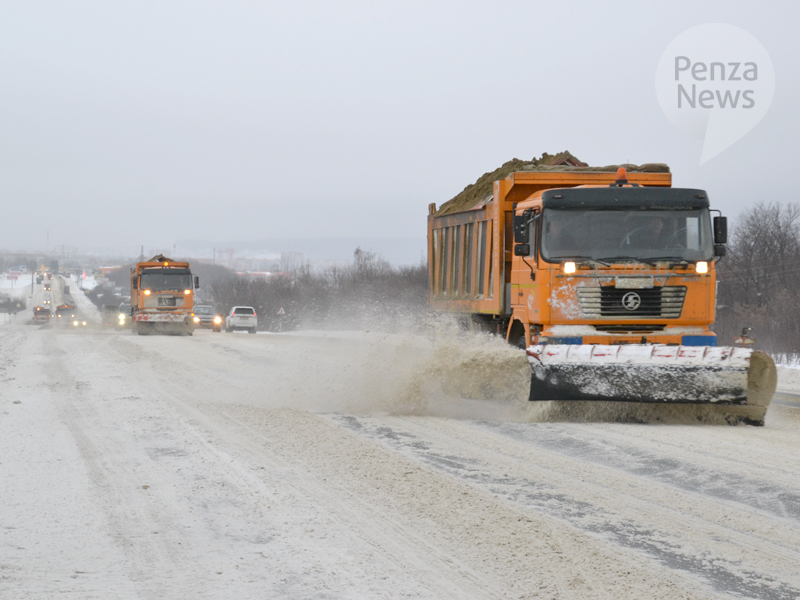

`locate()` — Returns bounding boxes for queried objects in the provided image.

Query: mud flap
[527,345,776,409]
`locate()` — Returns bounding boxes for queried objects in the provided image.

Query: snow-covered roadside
[0,276,33,300]
[1,275,33,327]
[777,365,800,392]
[76,274,99,291]
[64,274,101,321]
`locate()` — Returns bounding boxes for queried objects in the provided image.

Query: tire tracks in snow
[330,415,800,600]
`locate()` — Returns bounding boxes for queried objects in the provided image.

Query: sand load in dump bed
[435,151,670,217]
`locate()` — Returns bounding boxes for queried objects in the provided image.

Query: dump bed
[427,164,671,317]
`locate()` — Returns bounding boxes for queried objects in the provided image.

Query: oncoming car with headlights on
[117,303,133,329]
[192,305,224,332]
[72,316,89,328]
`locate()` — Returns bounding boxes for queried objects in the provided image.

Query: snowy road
[2,281,800,598]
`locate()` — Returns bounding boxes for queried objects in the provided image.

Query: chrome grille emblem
[622,292,642,311]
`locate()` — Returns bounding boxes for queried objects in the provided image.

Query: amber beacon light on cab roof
[427,155,777,425]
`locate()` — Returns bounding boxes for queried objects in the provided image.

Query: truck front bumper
[134,313,191,323]
[534,334,717,347]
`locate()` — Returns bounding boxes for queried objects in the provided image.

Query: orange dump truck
[428,161,776,424]
[130,255,198,335]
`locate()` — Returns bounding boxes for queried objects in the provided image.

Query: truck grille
[577,286,686,319]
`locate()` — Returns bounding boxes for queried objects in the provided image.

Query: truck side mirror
[513,209,534,243]
[194,276,200,289]
[713,216,727,244]
[513,215,528,244]
[514,244,530,256]
[714,244,727,257]
[131,276,138,290]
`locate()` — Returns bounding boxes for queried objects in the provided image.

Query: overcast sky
[1,1,798,256]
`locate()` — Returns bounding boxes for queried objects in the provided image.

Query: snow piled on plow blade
[527,344,777,425]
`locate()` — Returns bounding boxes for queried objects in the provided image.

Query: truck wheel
[248,328,256,334]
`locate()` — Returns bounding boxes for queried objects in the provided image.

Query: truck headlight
[696,261,708,274]
[73,320,78,326]
[193,316,200,323]
[214,316,222,324]
[563,261,576,274]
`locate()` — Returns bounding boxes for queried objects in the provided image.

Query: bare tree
[716,202,800,352]
[208,248,428,333]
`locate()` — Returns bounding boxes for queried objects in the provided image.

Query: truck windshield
[541,208,714,263]
[141,269,193,292]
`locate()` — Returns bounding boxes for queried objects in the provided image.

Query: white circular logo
[655,24,775,164]
[622,292,642,311]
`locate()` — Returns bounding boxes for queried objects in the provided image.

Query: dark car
[192,305,223,332]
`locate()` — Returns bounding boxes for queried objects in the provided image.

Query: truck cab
[130,255,199,335]
[509,175,726,348]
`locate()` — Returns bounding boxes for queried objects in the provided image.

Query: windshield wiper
[597,256,657,267]
[557,256,610,267]
[581,258,611,267]
[648,256,691,266]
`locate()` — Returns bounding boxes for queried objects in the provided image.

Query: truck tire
[248,328,256,334]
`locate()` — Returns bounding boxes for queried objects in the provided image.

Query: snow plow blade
[527,345,777,424]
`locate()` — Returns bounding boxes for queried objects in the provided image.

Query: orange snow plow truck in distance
[427,158,777,425]
[130,254,199,335]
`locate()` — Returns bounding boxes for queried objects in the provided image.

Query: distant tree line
[715,202,800,354]
[0,293,26,313]
[209,249,428,331]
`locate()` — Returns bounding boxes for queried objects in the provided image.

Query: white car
[225,306,257,334]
